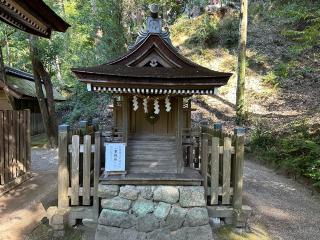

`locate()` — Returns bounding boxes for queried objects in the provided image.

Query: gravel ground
[244,160,320,240]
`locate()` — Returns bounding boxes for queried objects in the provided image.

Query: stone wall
[96,184,213,240]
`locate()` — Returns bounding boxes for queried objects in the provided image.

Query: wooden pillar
[176,97,184,173]
[93,131,101,220]
[58,124,70,209]
[79,120,88,136]
[122,95,129,143]
[233,127,245,226]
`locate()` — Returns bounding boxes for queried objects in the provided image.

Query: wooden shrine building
[72,6,231,177]
[55,4,249,239]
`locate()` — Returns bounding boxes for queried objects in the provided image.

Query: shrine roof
[72,7,232,93]
[0,0,70,38]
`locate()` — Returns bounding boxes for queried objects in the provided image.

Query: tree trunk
[29,36,58,148]
[236,0,248,126]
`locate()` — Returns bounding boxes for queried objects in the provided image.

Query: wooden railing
[200,123,249,226]
[58,123,101,225]
[0,110,31,195]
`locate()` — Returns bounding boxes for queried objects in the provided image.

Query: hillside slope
[170,1,320,186]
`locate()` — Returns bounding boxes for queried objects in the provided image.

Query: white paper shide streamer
[132,96,139,111]
[143,97,148,113]
[165,96,171,112]
[154,98,160,114]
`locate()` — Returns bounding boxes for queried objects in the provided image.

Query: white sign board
[104,143,126,172]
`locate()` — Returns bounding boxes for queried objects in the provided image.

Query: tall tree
[236,0,248,126]
[29,35,58,148]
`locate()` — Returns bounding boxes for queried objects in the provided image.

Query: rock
[179,186,206,207]
[119,185,140,200]
[184,225,213,240]
[146,228,171,240]
[98,209,136,228]
[184,207,209,227]
[101,196,132,211]
[122,228,147,240]
[154,202,171,219]
[136,214,160,232]
[132,199,155,217]
[98,184,119,198]
[136,186,154,200]
[153,186,179,204]
[95,225,123,240]
[162,205,187,230]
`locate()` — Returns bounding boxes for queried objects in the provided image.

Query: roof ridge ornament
[128,3,176,51]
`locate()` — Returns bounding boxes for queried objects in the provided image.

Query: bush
[250,120,320,187]
[57,83,111,125]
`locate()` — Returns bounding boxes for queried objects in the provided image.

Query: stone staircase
[127,135,177,173]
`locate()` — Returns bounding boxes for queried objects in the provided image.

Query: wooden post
[201,134,208,200]
[71,135,80,206]
[92,118,99,132]
[79,120,88,136]
[58,124,70,209]
[122,96,128,143]
[210,136,220,205]
[222,137,232,205]
[176,97,184,173]
[213,122,223,141]
[83,135,91,205]
[0,111,4,184]
[233,127,245,226]
[93,131,101,220]
[25,109,31,172]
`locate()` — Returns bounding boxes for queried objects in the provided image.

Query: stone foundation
[96,184,213,240]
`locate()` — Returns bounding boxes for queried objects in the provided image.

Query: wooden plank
[222,137,232,204]
[233,128,245,225]
[176,97,184,173]
[68,144,95,153]
[58,125,70,209]
[16,111,21,176]
[71,135,80,206]
[208,146,235,154]
[68,187,95,196]
[0,111,3,185]
[201,134,208,200]
[210,137,220,205]
[8,110,13,180]
[12,111,17,178]
[25,110,31,172]
[93,132,101,220]
[4,111,9,183]
[82,135,91,205]
[122,95,128,144]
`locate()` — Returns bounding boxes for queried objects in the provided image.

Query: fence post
[80,120,88,136]
[201,133,208,201]
[233,127,245,226]
[92,118,99,132]
[213,122,223,141]
[93,131,101,220]
[58,124,70,209]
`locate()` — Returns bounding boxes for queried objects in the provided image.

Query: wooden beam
[58,124,69,209]
[176,97,184,173]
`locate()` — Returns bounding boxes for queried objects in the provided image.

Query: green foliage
[251,120,320,187]
[57,83,111,124]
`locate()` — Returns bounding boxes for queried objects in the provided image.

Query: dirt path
[244,160,320,240]
[0,149,58,240]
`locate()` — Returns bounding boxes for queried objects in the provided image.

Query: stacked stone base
[96,184,213,240]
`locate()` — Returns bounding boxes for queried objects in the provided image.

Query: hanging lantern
[165,96,171,112]
[143,97,148,113]
[132,96,139,111]
[154,98,160,114]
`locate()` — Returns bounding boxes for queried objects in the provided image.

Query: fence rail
[0,110,31,195]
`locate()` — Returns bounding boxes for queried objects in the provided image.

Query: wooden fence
[0,110,31,195]
[201,123,250,226]
[58,123,101,225]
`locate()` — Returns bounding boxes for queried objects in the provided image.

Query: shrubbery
[250,120,320,187]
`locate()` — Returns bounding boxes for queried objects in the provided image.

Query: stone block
[184,207,209,227]
[162,205,187,231]
[179,186,206,207]
[119,185,140,200]
[136,186,154,200]
[136,214,160,233]
[132,199,155,217]
[184,225,213,240]
[146,229,171,240]
[98,184,119,198]
[154,186,179,204]
[154,202,171,219]
[101,196,132,211]
[95,225,123,240]
[122,228,147,240]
